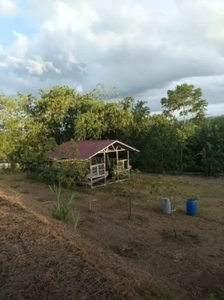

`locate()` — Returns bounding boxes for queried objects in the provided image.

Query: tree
[33,86,80,144]
[161,83,208,173]
[188,116,224,176]
[0,92,57,168]
[137,115,179,172]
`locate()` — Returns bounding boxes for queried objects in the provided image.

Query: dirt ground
[0,180,164,300]
[0,171,224,300]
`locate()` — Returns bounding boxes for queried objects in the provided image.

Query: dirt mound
[0,189,151,300]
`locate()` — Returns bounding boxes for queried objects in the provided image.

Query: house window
[90,163,105,178]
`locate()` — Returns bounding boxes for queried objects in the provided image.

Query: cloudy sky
[0,0,224,115]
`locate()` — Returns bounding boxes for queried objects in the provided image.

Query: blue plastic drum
[186,199,197,216]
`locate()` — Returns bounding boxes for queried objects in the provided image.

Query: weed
[49,184,61,202]
[50,184,80,229]
[52,197,73,223]
[50,184,73,223]
[121,244,131,252]
[72,212,80,231]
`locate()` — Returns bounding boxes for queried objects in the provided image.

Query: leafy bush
[112,161,130,180]
[42,160,89,188]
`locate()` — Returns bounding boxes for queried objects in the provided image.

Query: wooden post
[103,152,106,185]
[127,150,130,168]
[89,158,93,188]
[127,150,130,178]
[116,150,119,164]
[116,150,119,181]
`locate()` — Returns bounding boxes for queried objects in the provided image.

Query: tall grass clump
[49,184,80,229]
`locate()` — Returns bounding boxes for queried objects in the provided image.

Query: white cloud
[0,0,224,115]
[10,31,28,58]
[0,0,19,15]
[26,56,61,75]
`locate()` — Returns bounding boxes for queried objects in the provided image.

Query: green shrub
[41,160,88,189]
[112,161,130,180]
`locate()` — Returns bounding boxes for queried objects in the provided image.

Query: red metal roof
[46,140,139,160]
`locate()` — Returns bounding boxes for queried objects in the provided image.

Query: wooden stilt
[116,150,119,181]
[90,158,93,188]
[127,150,130,178]
[103,152,106,185]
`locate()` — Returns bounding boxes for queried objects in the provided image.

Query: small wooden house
[46,140,139,188]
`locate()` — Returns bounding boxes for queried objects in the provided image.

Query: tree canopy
[0,83,223,176]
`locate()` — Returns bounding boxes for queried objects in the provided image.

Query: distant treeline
[0,83,224,177]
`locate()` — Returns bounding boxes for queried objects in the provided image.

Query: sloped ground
[0,188,159,300]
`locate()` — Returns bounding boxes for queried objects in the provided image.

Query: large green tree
[187,116,224,176]
[161,83,208,173]
[136,114,179,172]
[0,92,56,166]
